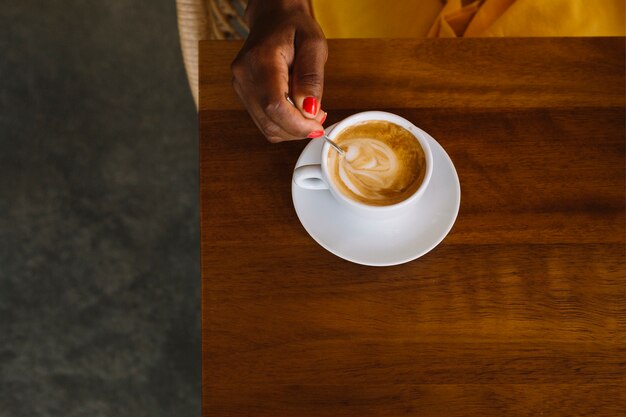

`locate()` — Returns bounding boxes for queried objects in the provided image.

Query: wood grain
[200,38,625,111]
[200,39,626,417]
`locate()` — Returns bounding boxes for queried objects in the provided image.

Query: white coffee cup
[293,111,433,219]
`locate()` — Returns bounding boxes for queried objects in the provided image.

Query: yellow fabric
[428,0,483,38]
[464,0,517,36]
[311,0,625,38]
[311,0,443,38]
[475,0,625,37]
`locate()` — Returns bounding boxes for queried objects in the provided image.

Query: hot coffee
[327,121,426,206]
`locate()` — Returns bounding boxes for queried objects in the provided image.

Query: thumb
[292,32,328,119]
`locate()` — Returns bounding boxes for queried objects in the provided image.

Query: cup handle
[293,164,329,190]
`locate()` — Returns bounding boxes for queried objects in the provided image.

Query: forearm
[245,0,312,24]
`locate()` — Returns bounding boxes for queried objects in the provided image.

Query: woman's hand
[231,0,328,143]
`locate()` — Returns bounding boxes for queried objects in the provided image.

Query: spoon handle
[324,135,346,157]
[284,93,346,157]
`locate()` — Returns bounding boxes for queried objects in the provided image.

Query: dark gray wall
[0,1,200,415]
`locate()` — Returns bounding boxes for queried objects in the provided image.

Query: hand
[231,0,328,143]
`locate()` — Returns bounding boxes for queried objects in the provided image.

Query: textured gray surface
[0,1,200,416]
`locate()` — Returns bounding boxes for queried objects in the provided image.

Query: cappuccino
[328,121,426,206]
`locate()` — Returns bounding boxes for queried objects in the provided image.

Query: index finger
[255,59,325,139]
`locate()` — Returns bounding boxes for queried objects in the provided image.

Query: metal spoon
[323,133,346,157]
[285,93,346,157]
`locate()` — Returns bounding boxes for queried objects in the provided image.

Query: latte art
[328,121,426,206]
[339,138,401,199]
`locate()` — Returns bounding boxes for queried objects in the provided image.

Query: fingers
[292,28,328,119]
[316,110,327,125]
[233,81,295,143]
[230,12,328,143]
[233,51,324,142]
[256,60,325,138]
[264,95,324,141]
[285,93,327,125]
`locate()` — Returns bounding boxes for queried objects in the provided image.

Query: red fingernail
[307,130,324,138]
[320,112,327,124]
[303,97,318,116]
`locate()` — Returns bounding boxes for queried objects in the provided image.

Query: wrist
[245,0,312,25]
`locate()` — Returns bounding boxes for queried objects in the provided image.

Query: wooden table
[199,38,625,417]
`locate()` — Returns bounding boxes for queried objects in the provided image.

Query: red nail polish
[320,112,327,124]
[303,97,318,116]
[307,130,324,138]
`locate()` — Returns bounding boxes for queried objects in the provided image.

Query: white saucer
[292,129,461,266]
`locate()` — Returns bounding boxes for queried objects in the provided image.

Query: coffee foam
[328,121,426,206]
